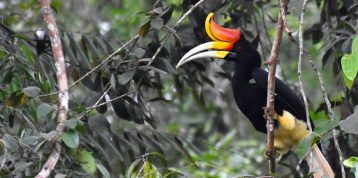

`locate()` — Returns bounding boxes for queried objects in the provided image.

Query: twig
[332,130,345,177]
[297,1,345,176]
[279,0,293,41]
[92,85,111,107]
[300,38,346,178]
[264,0,286,174]
[36,0,68,177]
[0,139,7,169]
[85,91,136,110]
[38,35,140,98]
[135,156,147,178]
[297,0,312,132]
[67,34,137,88]
[5,106,38,133]
[297,0,315,174]
[146,0,206,66]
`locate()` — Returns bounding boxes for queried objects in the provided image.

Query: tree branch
[297,0,312,133]
[264,0,286,174]
[36,0,68,177]
[297,1,345,177]
[265,16,281,173]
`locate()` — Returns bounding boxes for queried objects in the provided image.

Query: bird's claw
[264,148,280,159]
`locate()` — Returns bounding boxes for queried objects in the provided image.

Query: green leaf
[127,159,141,178]
[340,111,358,135]
[215,130,236,149]
[19,44,34,63]
[296,133,320,159]
[3,134,19,151]
[139,21,151,37]
[343,74,354,89]
[64,118,78,129]
[144,160,152,178]
[341,54,358,81]
[36,103,55,119]
[21,136,41,146]
[343,156,358,168]
[14,160,32,171]
[311,111,340,135]
[150,18,163,30]
[78,150,96,173]
[61,130,79,148]
[22,86,41,97]
[96,164,110,178]
[118,69,136,85]
[39,131,57,140]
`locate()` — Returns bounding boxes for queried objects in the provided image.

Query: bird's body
[230,39,310,152]
[176,12,334,177]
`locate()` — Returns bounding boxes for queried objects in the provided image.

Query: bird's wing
[252,68,307,121]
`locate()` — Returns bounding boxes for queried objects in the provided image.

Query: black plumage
[229,36,308,133]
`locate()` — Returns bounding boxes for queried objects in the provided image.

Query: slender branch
[279,0,293,41]
[135,156,147,178]
[93,84,111,107]
[299,37,346,178]
[147,0,206,66]
[5,106,38,132]
[36,0,68,177]
[264,0,286,174]
[69,35,139,87]
[38,35,139,98]
[297,0,315,173]
[297,1,345,176]
[85,91,136,110]
[0,139,7,169]
[297,0,312,133]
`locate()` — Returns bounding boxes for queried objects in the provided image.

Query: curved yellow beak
[176,12,241,69]
[176,41,233,68]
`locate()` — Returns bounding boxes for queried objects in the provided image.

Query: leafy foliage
[0,0,358,177]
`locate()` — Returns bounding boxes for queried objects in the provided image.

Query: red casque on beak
[176,12,241,68]
[205,12,241,43]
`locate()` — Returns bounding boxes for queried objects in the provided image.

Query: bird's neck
[232,50,261,84]
[233,63,252,83]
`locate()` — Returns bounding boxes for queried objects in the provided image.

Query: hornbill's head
[176,12,258,69]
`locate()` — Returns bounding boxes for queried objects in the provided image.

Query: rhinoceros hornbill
[176,12,334,178]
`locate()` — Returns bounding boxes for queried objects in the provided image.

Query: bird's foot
[264,148,280,159]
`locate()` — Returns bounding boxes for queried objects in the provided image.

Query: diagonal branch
[264,0,286,174]
[36,0,68,177]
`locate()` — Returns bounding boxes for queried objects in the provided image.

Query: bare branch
[279,0,293,41]
[297,1,345,177]
[4,106,38,132]
[85,91,136,110]
[69,35,139,88]
[38,35,140,98]
[264,0,286,173]
[300,37,346,178]
[0,139,7,169]
[297,0,312,133]
[36,0,68,177]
